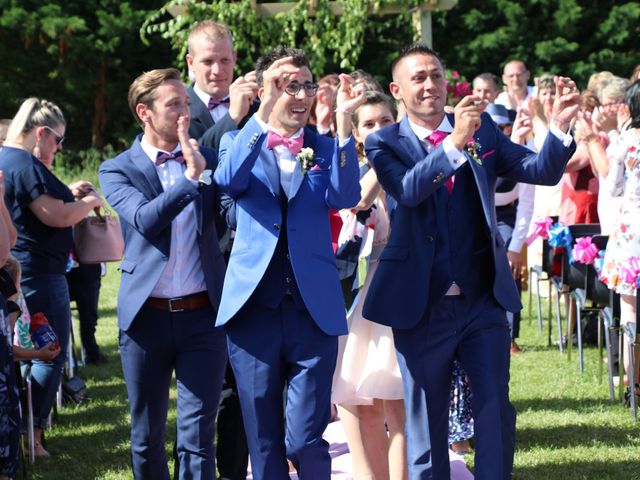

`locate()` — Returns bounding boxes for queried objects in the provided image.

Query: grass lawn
[27,268,640,479]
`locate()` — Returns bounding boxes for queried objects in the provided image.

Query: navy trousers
[226,297,337,480]
[393,292,516,480]
[119,303,227,480]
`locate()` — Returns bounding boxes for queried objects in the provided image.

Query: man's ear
[389,81,402,101]
[257,87,265,102]
[186,53,194,72]
[135,103,150,125]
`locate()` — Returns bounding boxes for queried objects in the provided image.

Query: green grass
[27,271,640,479]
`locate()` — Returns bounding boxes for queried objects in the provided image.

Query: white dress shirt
[408,116,467,171]
[193,83,229,123]
[140,137,206,298]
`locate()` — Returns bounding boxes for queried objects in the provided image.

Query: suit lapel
[188,86,214,130]
[128,137,164,197]
[398,116,427,165]
[257,147,280,197]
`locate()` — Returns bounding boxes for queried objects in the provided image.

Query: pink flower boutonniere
[297,147,316,175]
[464,138,483,165]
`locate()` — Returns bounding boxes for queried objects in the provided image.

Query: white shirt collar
[140,136,182,165]
[408,115,453,142]
[193,83,229,108]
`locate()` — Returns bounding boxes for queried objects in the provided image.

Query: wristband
[334,107,353,115]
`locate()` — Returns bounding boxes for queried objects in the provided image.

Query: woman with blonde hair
[0,98,102,457]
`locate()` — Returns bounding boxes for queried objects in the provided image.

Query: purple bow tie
[266,131,304,155]
[425,130,448,147]
[155,151,184,166]
[208,97,230,110]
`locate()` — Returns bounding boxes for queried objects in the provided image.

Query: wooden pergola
[169,0,458,48]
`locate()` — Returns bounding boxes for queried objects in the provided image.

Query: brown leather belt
[145,291,211,312]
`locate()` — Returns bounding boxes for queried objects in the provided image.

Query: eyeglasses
[43,125,64,145]
[284,82,319,97]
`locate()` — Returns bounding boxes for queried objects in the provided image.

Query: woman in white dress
[599,80,640,404]
[332,91,407,480]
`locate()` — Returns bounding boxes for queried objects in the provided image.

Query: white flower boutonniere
[464,138,483,165]
[199,169,213,186]
[296,147,316,175]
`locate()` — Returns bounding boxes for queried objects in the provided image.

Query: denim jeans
[22,273,70,429]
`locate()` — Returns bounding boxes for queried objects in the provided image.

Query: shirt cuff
[337,134,352,148]
[442,137,467,170]
[508,238,524,254]
[253,113,269,133]
[183,172,199,187]
[549,122,573,147]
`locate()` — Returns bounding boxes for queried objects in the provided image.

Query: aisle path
[247,419,474,479]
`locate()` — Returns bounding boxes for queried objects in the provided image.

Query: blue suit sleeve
[326,135,361,210]
[99,158,200,239]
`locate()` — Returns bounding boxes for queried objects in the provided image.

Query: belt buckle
[168,297,184,313]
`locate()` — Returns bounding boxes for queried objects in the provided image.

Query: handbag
[62,376,88,404]
[73,207,124,264]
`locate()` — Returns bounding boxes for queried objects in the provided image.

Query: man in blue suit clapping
[362,44,581,480]
[99,68,227,480]
[214,47,363,479]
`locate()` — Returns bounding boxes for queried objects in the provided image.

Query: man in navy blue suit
[214,47,363,479]
[363,44,580,480]
[99,68,227,480]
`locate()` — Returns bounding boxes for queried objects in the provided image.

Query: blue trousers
[119,304,227,480]
[226,297,337,480]
[394,292,516,480]
[22,273,71,429]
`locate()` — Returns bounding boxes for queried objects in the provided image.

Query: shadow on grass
[513,396,611,413]
[515,459,640,480]
[516,423,639,449]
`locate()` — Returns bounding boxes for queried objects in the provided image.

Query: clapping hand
[510,108,533,144]
[229,70,259,125]
[335,73,366,140]
[551,76,580,132]
[178,115,206,182]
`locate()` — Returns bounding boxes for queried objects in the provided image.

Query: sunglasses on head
[284,82,319,97]
[43,125,64,145]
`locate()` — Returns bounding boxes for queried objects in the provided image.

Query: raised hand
[510,108,533,145]
[550,76,580,132]
[335,73,366,141]
[450,95,488,150]
[178,115,206,181]
[256,56,299,123]
[228,70,259,125]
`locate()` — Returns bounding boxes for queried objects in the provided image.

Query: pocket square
[310,165,322,171]
[481,149,495,160]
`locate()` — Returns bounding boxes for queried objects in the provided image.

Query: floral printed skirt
[600,205,640,296]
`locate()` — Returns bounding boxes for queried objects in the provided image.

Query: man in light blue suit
[99,68,227,479]
[362,44,581,480]
[214,47,364,479]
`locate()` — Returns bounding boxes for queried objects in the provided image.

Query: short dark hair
[473,73,501,92]
[624,79,640,129]
[256,46,310,87]
[391,43,441,79]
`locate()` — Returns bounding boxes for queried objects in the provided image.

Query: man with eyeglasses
[214,47,364,480]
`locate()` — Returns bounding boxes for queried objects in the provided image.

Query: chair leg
[602,310,615,401]
[598,311,603,384]
[623,323,638,421]
[567,298,574,361]
[27,379,35,465]
[554,282,564,353]
[576,303,584,373]
[535,271,544,334]
[528,269,533,324]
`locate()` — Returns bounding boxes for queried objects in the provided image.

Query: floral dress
[600,129,640,296]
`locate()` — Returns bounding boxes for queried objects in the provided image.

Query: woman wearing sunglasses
[0,98,102,458]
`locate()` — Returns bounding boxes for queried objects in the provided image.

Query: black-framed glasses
[43,125,64,145]
[284,82,319,97]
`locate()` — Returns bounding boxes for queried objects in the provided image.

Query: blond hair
[6,98,65,143]
[128,68,182,128]
[187,21,233,55]
[598,76,630,103]
[587,71,613,92]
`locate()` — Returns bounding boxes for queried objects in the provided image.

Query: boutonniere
[296,147,316,175]
[464,138,482,165]
[199,169,213,186]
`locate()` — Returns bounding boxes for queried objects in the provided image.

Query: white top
[407,116,467,170]
[495,183,536,253]
[140,136,206,298]
[193,83,230,123]
[495,86,536,110]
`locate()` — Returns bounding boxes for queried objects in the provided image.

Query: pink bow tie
[208,97,230,110]
[426,130,448,147]
[155,151,184,166]
[266,131,304,155]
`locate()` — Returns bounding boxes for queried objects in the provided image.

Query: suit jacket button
[273,223,280,230]
[426,235,434,242]
[285,277,292,284]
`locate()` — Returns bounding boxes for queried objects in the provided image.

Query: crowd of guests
[0,17,638,480]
